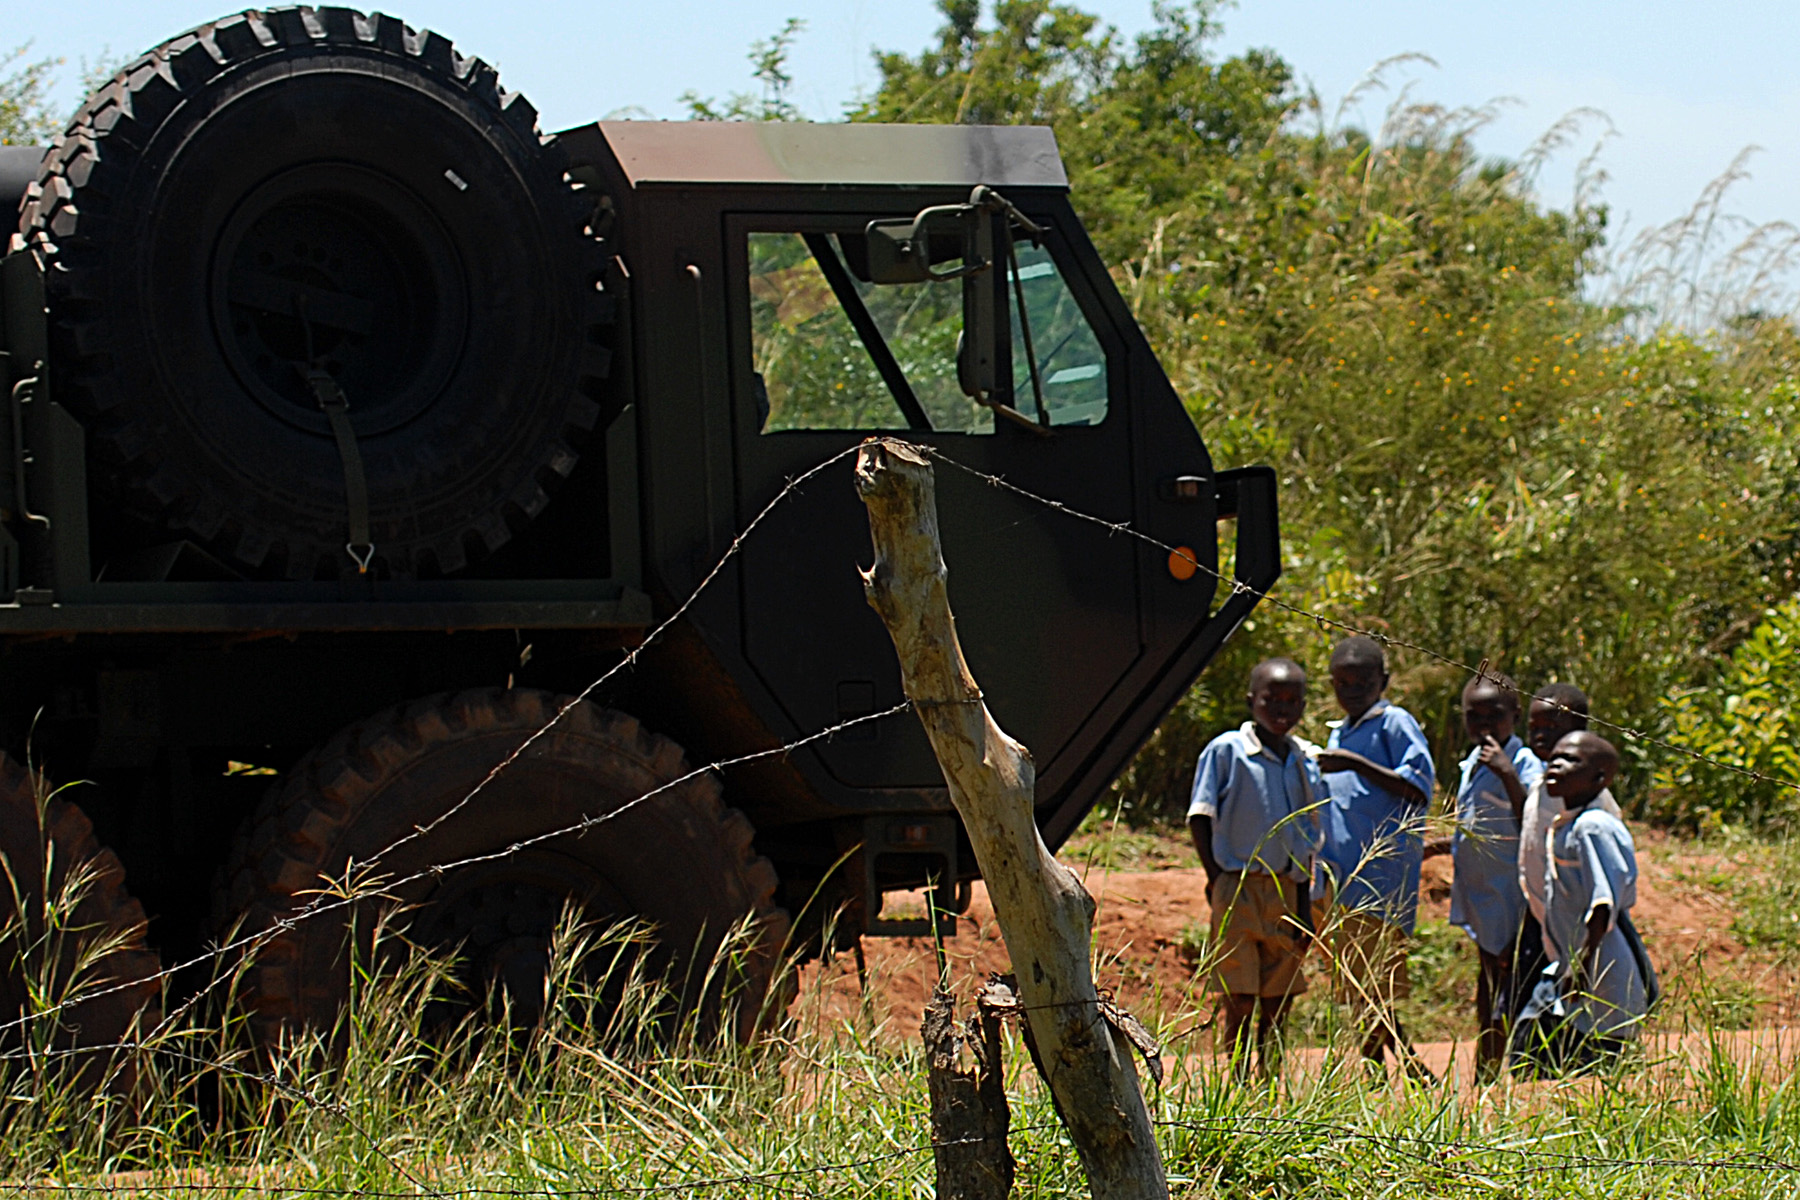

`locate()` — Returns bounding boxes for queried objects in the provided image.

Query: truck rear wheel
[213,689,789,1043]
[0,756,162,1086]
[17,7,613,579]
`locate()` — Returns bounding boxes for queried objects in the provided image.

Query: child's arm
[1573,903,1611,992]
[1315,748,1427,805]
[1188,815,1223,886]
[1474,735,1528,822]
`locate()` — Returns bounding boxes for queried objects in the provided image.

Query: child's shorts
[1207,870,1309,998]
[1320,909,1412,1008]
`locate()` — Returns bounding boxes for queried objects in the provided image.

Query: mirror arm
[984,398,1055,437]
[1005,235,1049,427]
[971,185,1046,239]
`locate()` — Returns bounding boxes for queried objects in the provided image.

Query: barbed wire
[0,700,912,1049]
[5,436,1792,1046]
[918,443,1800,797]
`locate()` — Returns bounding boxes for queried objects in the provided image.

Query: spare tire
[17,7,613,579]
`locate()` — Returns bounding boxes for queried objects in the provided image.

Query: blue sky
[11,1,1799,247]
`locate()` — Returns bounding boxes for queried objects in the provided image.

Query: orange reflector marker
[1168,546,1200,581]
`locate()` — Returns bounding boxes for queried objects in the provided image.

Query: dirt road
[797,830,1798,1041]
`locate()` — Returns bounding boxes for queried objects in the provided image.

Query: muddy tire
[0,755,162,1087]
[17,7,614,579]
[213,689,789,1043]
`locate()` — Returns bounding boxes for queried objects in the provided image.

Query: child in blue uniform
[1188,657,1325,1079]
[1450,672,1543,1077]
[1515,683,1621,1022]
[1513,731,1652,1075]
[1312,636,1436,1075]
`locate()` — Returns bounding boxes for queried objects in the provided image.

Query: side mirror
[863,204,993,285]
[863,203,999,399]
[860,186,1044,410]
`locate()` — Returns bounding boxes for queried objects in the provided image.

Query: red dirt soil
[794,830,1799,1038]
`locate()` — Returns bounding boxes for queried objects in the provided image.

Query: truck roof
[574,121,1068,190]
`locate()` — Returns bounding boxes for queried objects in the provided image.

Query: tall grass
[2,823,1796,1198]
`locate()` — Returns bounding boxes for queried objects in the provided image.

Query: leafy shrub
[1652,599,1800,830]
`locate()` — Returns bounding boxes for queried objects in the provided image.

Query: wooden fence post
[924,984,1014,1200]
[855,439,1167,1200]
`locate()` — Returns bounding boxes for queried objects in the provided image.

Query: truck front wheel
[212,689,789,1044]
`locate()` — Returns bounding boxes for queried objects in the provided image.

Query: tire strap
[304,369,374,573]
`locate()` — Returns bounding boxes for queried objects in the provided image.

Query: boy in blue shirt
[1513,731,1652,1075]
[1312,636,1436,1076]
[1451,672,1544,1078]
[1188,657,1324,1079]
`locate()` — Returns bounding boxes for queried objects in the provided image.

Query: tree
[1,45,61,145]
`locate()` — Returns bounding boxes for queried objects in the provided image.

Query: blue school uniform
[1449,736,1544,954]
[1313,700,1436,931]
[1188,724,1325,882]
[1538,807,1649,1038]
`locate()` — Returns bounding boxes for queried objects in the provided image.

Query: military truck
[0,6,1278,1045]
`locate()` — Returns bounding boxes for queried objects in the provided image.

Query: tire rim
[209,162,471,438]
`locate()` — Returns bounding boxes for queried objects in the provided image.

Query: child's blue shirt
[1187,723,1325,883]
[1314,700,1437,931]
[1449,735,1544,954]
[1542,806,1648,1037]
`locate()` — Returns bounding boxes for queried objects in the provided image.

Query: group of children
[1186,636,1656,1081]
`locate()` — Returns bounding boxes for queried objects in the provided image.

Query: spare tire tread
[18,5,617,580]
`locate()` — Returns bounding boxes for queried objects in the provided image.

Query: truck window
[1010,241,1109,427]
[746,228,1108,433]
[748,231,991,433]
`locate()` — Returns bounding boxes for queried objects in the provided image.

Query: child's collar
[1237,721,1315,761]
[1327,697,1389,732]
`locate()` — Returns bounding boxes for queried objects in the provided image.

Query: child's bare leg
[1219,994,1258,1080]
[1475,948,1508,1079]
[1256,995,1293,1077]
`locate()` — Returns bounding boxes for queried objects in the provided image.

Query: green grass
[4,896,1800,1197]
[1725,836,1800,962]
[1066,804,1202,872]
[5,805,1799,1198]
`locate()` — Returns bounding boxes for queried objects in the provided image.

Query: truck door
[726,197,1225,827]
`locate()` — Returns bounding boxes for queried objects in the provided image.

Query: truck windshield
[746,230,1108,434]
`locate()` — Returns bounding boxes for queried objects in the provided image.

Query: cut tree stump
[856,438,1168,1200]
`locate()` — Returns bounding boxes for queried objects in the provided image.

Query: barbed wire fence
[3,438,1798,1197]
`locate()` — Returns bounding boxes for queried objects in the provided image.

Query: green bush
[1653,599,1800,829]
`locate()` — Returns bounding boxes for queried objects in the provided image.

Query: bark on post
[923,985,1014,1200]
[856,439,1167,1200]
